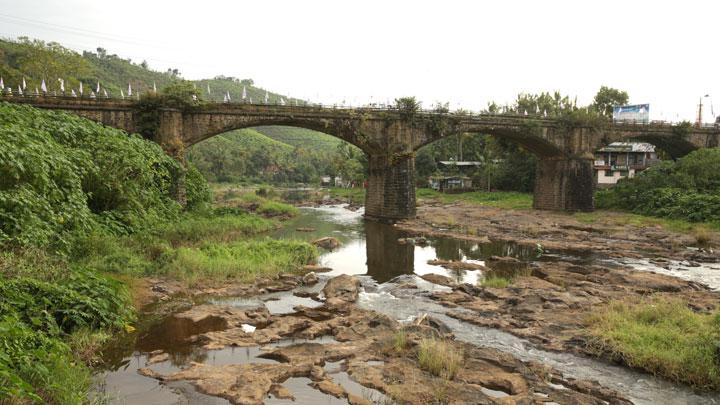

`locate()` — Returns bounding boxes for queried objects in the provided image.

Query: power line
[0,13,171,48]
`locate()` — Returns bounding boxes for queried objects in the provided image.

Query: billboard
[613,104,649,123]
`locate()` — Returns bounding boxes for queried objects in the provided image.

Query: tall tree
[592,86,629,116]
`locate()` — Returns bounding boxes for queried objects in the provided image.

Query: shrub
[597,148,720,223]
[0,269,134,335]
[0,102,197,250]
[0,315,91,403]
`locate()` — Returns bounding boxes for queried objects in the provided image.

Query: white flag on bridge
[103,89,108,98]
[96,81,100,93]
[34,87,39,96]
[17,85,22,96]
[71,89,77,97]
[264,91,269,104]
[58,78,65,92]
[79,82,83,96]
[153,81,157,93]
[207,83,211,95]
[127,83,132,96]
[242,86,247,100]
[120,89,125,99]
[41,79,47,93]
[226,91,231,102]
[22,77,26,90]
[0,77,3,89]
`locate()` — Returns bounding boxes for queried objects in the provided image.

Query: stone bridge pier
[365,154,417,221]
[533,157,594,211]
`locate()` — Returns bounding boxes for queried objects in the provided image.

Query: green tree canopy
[592,86,629,116]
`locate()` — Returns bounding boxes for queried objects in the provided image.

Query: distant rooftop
[597,142,655,153]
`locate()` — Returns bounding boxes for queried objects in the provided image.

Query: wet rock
[419,273,457,287]
[269,384,294,400]
[296,227,316,232]
[322,275,361,303]
[427,259,488,271]
[302,272,319,286]
[415,236,428,246]
[485,255,529,273]
[303,264,333,273]
[146,352,169,365]
[312,237,341,250]
[312,379,346,398]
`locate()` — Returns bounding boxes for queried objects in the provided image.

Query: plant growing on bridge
[395,96,421,122]
[135,80,204,140]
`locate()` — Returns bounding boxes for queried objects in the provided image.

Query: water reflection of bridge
[364,222,539,283]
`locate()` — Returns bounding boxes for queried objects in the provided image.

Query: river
[96,205,720,404]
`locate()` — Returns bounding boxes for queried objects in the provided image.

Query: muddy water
[97,205,720,404]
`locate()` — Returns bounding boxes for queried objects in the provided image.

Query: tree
[15,37,91,85]
[592,86,629,116]
[394,97,421,121]
[240,79,254,86]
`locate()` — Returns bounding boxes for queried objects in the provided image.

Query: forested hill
[0,37,366,185]
[0,37,298,105]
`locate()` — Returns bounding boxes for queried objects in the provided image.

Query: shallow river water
[97,205,720,404]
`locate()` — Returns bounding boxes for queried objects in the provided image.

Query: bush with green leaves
[0,102,210,250]
[0,314,92,403]
[597,148,720,223]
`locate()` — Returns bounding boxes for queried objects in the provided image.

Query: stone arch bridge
[5,97,719,221]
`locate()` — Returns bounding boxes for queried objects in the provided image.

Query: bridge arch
[180,109,375,155]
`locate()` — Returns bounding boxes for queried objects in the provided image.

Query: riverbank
[395,199,720,391]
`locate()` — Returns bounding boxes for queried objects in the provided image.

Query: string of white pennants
[0,76,298,106]
[0,76,581,116]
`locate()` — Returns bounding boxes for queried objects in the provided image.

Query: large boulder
[313,237,341,250]
[322,274,361,304]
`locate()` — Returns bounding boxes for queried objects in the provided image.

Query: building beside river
[594,142,660,187]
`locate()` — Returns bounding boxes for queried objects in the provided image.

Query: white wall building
[594,142,659,187]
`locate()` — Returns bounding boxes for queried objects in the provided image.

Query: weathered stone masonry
[5,96,719,220]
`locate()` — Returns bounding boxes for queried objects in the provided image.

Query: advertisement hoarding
[613,104,650,123]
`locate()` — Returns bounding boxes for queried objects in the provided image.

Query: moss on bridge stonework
[3,96,719,219]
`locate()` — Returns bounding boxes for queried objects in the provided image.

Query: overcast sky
[0,0,717,122]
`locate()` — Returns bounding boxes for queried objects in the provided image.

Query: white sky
[0,0,717,122]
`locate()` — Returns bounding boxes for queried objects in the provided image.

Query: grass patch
[162,239,317,285]
[587,298,720,390]
[417,338,463,380]
[328,187,366,204]
[416,188,532,210]
[256,200,299,217]
[480,276,511,288]
[393,329,408,353]
[152,211,277,246]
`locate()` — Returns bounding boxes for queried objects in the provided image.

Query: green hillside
[254,126,344,150]
[0,37,366,185]
[0,37,299,105]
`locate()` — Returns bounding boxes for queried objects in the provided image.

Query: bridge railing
[1,92,714,130]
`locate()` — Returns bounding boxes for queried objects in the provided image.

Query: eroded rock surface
[140,275,632,405]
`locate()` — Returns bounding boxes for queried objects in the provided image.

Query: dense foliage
[0,102,210,251]
[187,127,367,185]
[597,148,720,223]
[0,37,292,104]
